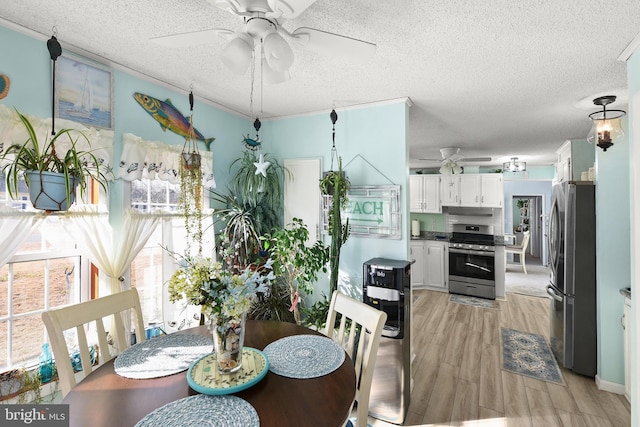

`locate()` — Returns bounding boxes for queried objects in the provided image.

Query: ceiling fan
[419,147,492,163]
[419,147,492,174]
[150,0,377,83]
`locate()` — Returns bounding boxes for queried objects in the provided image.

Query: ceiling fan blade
[460,157,492,162]
[267,0,318,19]
[150,28,233,47]
[291,27,376,62]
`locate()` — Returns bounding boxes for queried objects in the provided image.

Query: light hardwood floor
[367,290,631,427]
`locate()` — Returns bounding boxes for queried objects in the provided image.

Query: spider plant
[0,109,108,209]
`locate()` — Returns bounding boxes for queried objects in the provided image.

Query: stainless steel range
[448,224,496,299]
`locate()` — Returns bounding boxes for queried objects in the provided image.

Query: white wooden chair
[323,291,387,427]
[42,288,146,397]
[506,230,531,274]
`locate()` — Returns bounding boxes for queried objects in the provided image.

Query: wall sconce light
[587,95,626,151]
[503,157,526,172]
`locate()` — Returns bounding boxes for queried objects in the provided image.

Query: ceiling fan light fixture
[439,159,463,175]
[221,32,254,74]
[503,157,526,172]
[263,30,294,72]
[586,95,626,152]
[262,56,290,84]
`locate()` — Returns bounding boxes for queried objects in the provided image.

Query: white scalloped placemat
[115,333,212,379]
[263,334,345,379]
[134,394,259,427]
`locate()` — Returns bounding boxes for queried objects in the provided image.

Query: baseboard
[595,375,625,395]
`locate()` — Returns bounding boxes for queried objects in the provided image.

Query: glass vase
[212,313,246,374]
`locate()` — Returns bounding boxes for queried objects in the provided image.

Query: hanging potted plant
[0,109,108,211]
[319,157,350,296]
[178,92,205,256]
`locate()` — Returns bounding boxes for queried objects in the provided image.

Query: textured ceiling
[1,0,639,168]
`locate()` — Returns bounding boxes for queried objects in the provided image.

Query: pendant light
[503,157,526,172]
[587,95,626,152]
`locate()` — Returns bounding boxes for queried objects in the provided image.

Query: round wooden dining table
[62,320,356,427]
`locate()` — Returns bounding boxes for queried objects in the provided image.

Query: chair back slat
[323,291,387,427]
[96,320,111,365]
[42,288,146,397]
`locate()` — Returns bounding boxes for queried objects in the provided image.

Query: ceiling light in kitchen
[503,157,526,172]
[587,95,626,152]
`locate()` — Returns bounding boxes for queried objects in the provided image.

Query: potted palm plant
[0,109,108,211]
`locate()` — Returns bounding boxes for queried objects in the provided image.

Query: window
[128,178,214,335]
[0,217,90,371]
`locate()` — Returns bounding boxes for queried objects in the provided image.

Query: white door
[284,158,322,243]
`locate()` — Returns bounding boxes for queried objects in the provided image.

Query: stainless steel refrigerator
[546,181,597,377]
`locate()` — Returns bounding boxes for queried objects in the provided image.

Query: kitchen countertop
[410,232,450,241]
[620,287,631,299]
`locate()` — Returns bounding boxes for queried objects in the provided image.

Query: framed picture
[55,55,113,129]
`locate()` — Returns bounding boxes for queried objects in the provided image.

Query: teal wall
[262,102,411,301]
[0,24,250,225]
[595,117,630,387]
[409,213,446,233]
[1,23,410,305]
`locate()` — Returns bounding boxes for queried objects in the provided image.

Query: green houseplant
[261,218,329,324]
[319,157,351,296]
[0,109,108,211]
[228,150,288,235]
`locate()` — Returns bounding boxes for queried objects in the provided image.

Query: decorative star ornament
[253,153,271,177]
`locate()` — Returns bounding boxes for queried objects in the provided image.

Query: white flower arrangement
[167,255,275,328]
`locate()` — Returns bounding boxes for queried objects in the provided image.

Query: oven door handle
[449,248,495,257]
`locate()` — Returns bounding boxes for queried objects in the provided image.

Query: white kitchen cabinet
[441,175,460,206]
[623,296,631,402]
[410,242,425,288]
[425,241,447,290]
[450,174,503,208]
[459,174,481,207]
[410,175,441,213]
[480,174,504,207]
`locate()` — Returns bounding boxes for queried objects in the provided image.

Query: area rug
[506,285,550,299]
[449,294,499,309]
[501,327,564,384]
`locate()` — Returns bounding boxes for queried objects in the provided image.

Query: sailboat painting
[55,56,113,129]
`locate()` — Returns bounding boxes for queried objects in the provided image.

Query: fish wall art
[133,92,215,150]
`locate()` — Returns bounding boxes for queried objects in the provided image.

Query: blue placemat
[188,347,269,395]
[263,334,345,379]
[115,333,212,379]
[134,394,259,427]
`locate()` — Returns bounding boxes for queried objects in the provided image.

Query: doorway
[511,195,547,266]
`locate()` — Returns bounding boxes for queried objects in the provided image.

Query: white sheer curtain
[0,206,45,267]
[118,133,216,188]
[62,206,160,294]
